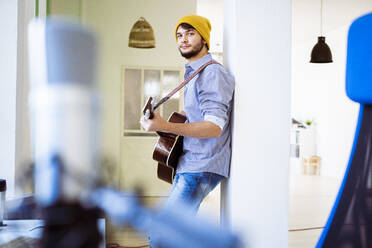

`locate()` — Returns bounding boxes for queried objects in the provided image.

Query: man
[140,14,234,213]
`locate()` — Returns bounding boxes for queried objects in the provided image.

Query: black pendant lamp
[310,0,333,63]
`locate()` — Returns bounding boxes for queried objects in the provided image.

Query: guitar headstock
[142,97,155,119]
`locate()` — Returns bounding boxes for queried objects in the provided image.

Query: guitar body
[153,112,187,184]
[142,98,187,184]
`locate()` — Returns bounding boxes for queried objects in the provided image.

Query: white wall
[197,0,223,54]
[223,0,291,247]
[0,1,18,197]
[49,0,81,18]
[292,0,372,178]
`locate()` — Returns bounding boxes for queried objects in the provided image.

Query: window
[121,66,183,136]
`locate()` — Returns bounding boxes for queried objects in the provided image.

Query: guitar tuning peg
[144,109,151,119]
[151,98,156,109]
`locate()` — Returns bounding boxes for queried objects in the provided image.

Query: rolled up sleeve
[204,114,225,130]
[197,68,234,130]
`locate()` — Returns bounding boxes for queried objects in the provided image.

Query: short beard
[179,40,204,59]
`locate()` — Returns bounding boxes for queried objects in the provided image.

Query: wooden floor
[289,174,341,248]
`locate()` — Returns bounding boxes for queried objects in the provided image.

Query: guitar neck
[143,97,154,119]
[153,96,168,111]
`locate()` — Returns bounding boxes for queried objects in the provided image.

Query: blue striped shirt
[176,53,235,178]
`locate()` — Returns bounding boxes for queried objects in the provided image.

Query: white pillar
[15,0,37,195]
[0,1,18,197]
[222,0,291,247]
[0,1,36,197]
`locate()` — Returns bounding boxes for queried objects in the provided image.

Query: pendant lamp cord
[320,0,323,36]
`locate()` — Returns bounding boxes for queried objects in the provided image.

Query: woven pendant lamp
[128,17,156,48]
[310,0,333,63]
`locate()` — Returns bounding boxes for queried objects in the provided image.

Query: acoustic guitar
[143,97,187,184]
[141,60,218,184]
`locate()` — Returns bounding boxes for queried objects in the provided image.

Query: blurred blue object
[346,12,372,104]
[316,12,372,248]
[90,188,242,248]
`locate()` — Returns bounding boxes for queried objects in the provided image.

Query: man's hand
[140,111,167,132]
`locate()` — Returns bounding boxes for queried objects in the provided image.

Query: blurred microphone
[28,17,100,206]
[28,17,102,248]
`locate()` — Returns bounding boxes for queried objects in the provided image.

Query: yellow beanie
[175,14,211,49]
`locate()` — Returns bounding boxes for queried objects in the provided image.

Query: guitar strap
[153,60,219,110]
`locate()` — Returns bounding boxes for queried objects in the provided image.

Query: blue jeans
[149,172,224,247]
[165,172,224,212]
